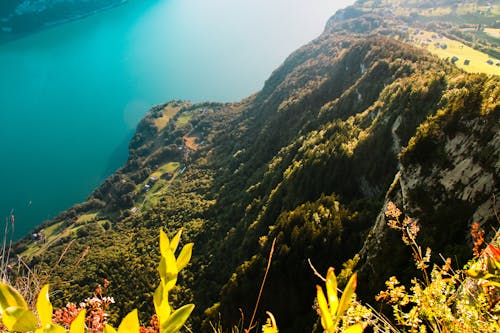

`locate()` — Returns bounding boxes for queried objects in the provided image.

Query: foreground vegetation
[0,230,194,333]
[1,207,499,332]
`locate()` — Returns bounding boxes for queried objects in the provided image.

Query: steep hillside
[10,1,500,332]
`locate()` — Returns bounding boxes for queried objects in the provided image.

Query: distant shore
[0,0,129,46]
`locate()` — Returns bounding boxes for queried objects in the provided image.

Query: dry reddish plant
[471,222,485,257]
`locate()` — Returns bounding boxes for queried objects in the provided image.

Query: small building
[130,207,138,214]
[464,59,470,65]
[31,232,45,241]
[451,56,459,63]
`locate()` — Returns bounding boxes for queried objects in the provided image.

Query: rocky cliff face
[358,74,499,297]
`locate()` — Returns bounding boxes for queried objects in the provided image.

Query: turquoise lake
[0,0,353,239]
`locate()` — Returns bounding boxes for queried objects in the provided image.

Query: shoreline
[0,0,128,46]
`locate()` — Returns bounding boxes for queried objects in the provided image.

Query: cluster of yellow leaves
[316,268,364,333]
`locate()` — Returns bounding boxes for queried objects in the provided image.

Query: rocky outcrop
[358,75,500,296]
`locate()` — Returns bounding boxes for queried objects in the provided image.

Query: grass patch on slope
[132,162,182,210]
[176,108,203,127]
[151,162,180,178]
[154,104,181,131]
[75,213,97,224]
[20,221,68,258]
[409,29,500,75]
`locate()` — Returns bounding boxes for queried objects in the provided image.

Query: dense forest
[5,0,499,332]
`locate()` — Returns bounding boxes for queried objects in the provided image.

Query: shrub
[376,202,500,333]
[0,229,194,333]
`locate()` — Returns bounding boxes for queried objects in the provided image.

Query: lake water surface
[0,0,353,239]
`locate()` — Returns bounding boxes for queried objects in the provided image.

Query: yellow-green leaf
[104,324,118,333]
[337,273,357,318]
[261,312,278,333]
[69,309,86,333]
[170,229,183,253]
[176,243,193,271]
[161,304,195,333]
[0,283,28,313]
[2,306,37,332]
[325,267,339,317]
[117,309,140,333]
[159,256,167,281]
[316,286,333,330]
[153,284,164,314]
[341,323,364,333]
[154,284,171,327]
[161,250,178,291]
[465,267,482,278]
[37,284,53,326]
[487,257,500,272]
[36,323,66,333]
[485,280,500,288]
[159,229,170,259]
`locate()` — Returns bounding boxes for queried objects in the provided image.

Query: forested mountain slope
[11,0,499,332]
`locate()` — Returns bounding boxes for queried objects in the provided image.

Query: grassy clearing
[420,7,452,16]
[43,221,59,234]
[134,162,180,193]
[484,28,500,39]
[21,216,111,258]
[21,242,40,258]
[21,221,68,258]
[360,1,499,23]
[154,104,180,131]
[69,219,108,232]
[176,113,194,127]
[76,213,97,224]
[139,178,172,210]
[409,29,500,75]
[455,2,499,16]
[176,108,202,127]
[151,162,180,178]
[133,162,181,209]
[143,194,160,210]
